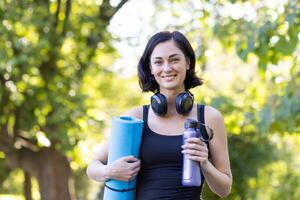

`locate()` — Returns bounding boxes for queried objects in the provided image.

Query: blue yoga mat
[103,116,144,200]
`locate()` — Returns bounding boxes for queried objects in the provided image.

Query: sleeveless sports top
[135,104,209,200]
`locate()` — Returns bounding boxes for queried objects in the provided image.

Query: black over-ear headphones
[150,91,194,116]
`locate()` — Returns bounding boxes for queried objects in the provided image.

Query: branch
[113,0,128,16]
[13,106,21,141]
[99,0,128,22]
[15,136,39,152]
[53,0,61,31]
[62,0,72,36]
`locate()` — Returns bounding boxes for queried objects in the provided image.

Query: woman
[87,31,232,199]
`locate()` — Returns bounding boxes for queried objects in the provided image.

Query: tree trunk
[5,147,75,200]
[35,148,73,200]
[24,171,32,200]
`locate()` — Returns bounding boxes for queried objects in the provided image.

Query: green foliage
[0,0,132,198]
[156,0,300,199]
[1,0,299,199]
[0,169,23,194]
[0,158,11,191]
[213,0,300,72]
[1,0,91,152]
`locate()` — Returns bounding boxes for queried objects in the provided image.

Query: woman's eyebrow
[169,53,181,58]
[152,53,181,60]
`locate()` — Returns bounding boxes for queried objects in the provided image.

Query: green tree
[150,0,300,199]
[0,0,129,199]
[1,0,299,199]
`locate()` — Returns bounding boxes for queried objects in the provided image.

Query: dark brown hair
[138,31,202,92]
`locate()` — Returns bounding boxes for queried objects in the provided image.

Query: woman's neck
[159,87,186,116]
[160,85,185,96]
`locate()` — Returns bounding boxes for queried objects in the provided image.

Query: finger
[130,160,141,169]
[131,172,139,179]
[182,149,208,157]
[132,167,140,175]
[128,169,140,181]
[185,138,207,146]
[183,143,207,152]
[122,155,138,162]
[186,145,208,153]
[186,155,207,163]
[185,137,201,143]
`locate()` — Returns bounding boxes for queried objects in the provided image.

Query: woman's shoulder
[203,105,224,123]
[121,106,144,120]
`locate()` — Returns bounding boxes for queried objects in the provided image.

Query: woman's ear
[186,57,191,70]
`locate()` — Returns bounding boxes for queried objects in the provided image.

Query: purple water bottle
[182,119,201,187]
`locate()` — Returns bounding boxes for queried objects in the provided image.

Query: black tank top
[135,105,208,200]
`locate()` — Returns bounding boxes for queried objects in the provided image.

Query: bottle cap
[184,119,198,129]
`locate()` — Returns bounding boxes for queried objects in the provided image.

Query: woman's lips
[162,74,177,81]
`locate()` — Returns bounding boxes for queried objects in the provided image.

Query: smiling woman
[149,41,189,92]
[138,31,201,94]
[87,31,232,200]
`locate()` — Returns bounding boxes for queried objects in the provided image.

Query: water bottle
[182,119,201,187]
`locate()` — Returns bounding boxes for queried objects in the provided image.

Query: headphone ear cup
[175,92,194,115]
[151,93,168,116]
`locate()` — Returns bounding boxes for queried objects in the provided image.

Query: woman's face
[150,40,189,93]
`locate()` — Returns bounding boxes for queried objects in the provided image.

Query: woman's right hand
[106,155,141,182]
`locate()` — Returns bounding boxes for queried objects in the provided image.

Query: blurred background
[0,0,299,199]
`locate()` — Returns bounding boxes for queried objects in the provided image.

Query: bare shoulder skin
[122,106,143,120]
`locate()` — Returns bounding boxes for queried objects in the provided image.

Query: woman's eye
[154,61,162,65]
[170,58,179,63]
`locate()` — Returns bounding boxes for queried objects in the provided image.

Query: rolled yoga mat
[103,116,144,200]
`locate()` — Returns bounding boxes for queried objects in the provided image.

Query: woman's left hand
[181,138,209,167]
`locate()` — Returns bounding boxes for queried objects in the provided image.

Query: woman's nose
[163,62,172,72]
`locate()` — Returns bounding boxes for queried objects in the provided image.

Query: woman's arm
[86,141,110,182]
[202,106,232,197]
[182,106,232,198]
[86,141,141,182]
[86,106,143,182]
